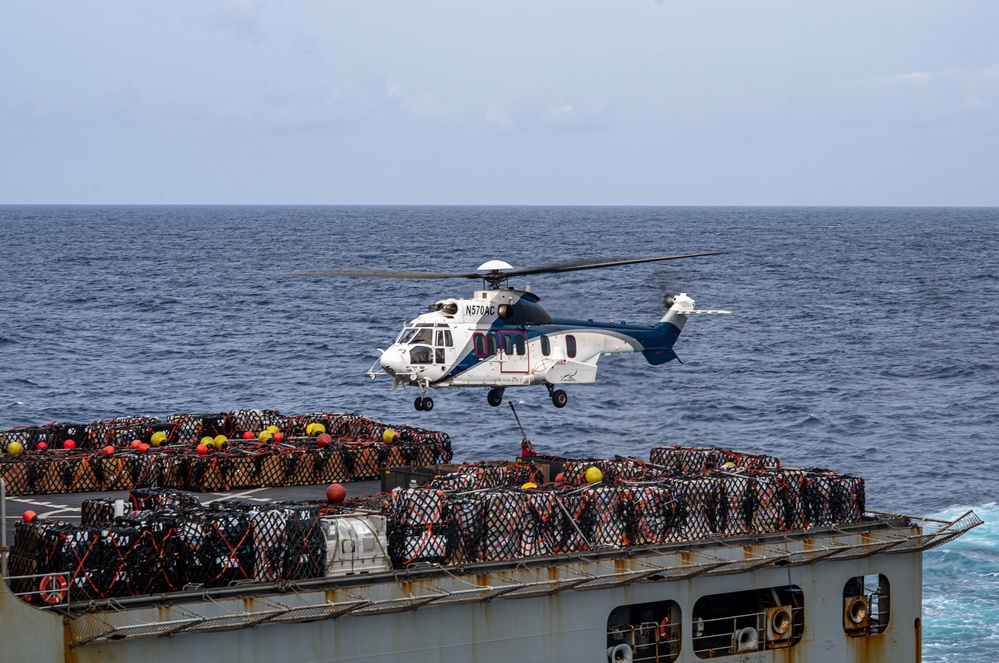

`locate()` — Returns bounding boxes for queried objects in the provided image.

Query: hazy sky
[2,1,997,205]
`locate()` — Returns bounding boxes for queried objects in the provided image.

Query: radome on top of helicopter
[300,254,729,411]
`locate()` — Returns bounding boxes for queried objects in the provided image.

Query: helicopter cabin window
[487,332,498,355]
[409,346,433,365]
[435,348,445,364]
[540,335,551,356]
[409,328,433,345]
[436,330,452,347]
[566,335,577,358]
[502,333,514,356]
[473,333,487,357]
[514,334,526,356]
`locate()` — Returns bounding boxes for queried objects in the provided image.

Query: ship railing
[607,622,681,663]
[6,570,75,608]
[690,606,804,658]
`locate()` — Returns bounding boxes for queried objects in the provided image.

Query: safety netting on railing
[0,410,452,496]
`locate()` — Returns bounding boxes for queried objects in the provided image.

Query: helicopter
[301,254,729,411]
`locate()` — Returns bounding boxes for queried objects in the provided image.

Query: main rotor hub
[477,260,515,289]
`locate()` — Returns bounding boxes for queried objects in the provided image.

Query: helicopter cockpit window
[566,335,577,358]
[435,348,445,364]
[436,330,453,347]
[409,345,433,364]
[514,335,526,356]
[540,335,551,356]
[409,328,433,345]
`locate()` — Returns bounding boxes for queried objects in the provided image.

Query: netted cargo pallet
[649,445,781,474]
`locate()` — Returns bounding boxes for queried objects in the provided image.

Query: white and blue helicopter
[302,254,728,411]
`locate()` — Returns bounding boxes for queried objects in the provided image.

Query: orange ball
[23,510,36,523]
[316,433,332,448]
[139,443,150,453]
[272,432,284,443]
[242,431,254,440]
[196,444,208,455]
[103,445,115,455]
[325,484,346,503]
[36,442,48,451]
[130,439,142,449]
[63,439,76,450]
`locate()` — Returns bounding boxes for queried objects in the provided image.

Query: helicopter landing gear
[414,396,434,411]
[487,387,504,407]
[545,384,568,408]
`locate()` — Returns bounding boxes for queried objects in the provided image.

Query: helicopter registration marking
[465,304,496,316]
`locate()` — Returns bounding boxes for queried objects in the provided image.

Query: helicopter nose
[380,346,407,376]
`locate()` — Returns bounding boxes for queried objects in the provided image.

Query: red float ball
[63,439,76,450]
[325,483,346,503]
[139,443,150,453]
[272,432,284,443]
[316,433,332,448]
[36,442,48,451]
[196,444,208,455]
[130,439,142,449]
[23,510,36,523]
[242,431,255,440]
[103,445,115,455]
[555,472,566,484]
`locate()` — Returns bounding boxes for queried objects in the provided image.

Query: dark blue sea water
[0,206,996,659]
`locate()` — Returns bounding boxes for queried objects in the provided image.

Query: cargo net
[430,461,543,492]
[9,491,329,603]
[383,456,865,568]
[649,445,781,474]
[0,409,452,496]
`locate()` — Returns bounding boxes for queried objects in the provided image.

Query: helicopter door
[498,331,529,373]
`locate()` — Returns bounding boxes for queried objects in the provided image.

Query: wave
[922,503,997,662]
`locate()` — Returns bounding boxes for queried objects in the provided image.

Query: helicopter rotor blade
[500,252,724,278]
[297,252,723,281]
[297,268,481,280]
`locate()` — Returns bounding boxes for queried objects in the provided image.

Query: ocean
[0,205,996,660]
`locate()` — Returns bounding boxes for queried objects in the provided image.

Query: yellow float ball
[259,430,273,443]
[266,425,280,434]
[150,431,167,446]
[584,467,603,484]
[382,429,397,444]
[200,436,215,448]
[213,434,227,450]
[305,423,317,436]
[521,482,537,490]
[308,423,326,436]
[7,441,23,456]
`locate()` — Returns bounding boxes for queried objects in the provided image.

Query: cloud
[204,0,264,42]
[483,98,613,134]
[385,83,450,121]
[879,63,999,90]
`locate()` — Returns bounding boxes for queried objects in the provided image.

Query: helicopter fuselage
[373,287,702,407]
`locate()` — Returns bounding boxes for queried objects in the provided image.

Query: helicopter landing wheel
[422,397,434,411]
[487,387,504,407]
[414,396,426,411]
[551,389,568,408]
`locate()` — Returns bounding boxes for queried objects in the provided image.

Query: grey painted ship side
[0,509,981,663]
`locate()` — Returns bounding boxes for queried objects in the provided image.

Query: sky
[1,1,997,206]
